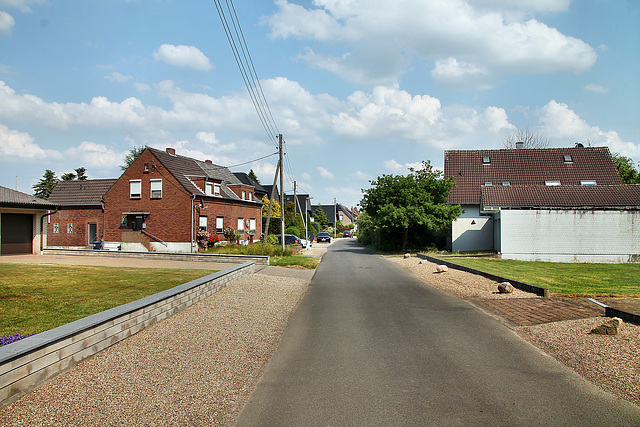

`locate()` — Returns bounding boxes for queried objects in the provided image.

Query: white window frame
[53,223,59,233]
[129,179,142,199]
[205,182,213,196]
[150,179,162,198]
[216,217,224,233]
[67,223,73,234]
[545,181,561,186]
[237,218,245,232]
[249,218,256,233]
[249,192,253,201]
[199,216,208,232]
[214,183,221,196]
[580,180,597,186]
[242,190,246,200]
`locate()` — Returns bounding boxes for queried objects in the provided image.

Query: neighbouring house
[444,146,640,262]
[285,193,313,218]
[311,203,355,228]
[101,147,263,252]
[233,172,268,201]
[47,179,117,248]
[0,186,59,255]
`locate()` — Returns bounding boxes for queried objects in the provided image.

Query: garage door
[1,213,33,255]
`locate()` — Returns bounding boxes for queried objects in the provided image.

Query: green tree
[262,195,281,218]
[612,153,640,184]
[32,169,59,199]
[75,167,87,180]
[248,169,260,184]
[313,205,329,229]
[284,201,304,233]
[360,161,460,251]
[120,145,147,171]
[61,172,76,181]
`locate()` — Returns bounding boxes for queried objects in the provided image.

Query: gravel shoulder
[0,273,309,426]
[388,255,640,407]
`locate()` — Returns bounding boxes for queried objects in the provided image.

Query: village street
[237,238,640,426]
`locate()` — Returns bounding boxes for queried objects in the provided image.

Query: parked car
[343,230,353,238]
[317,232,331,243]
[275,234,301,245]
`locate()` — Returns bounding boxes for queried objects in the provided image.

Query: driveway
[236,238,640,426]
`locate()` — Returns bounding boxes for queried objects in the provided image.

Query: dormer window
[205,182,213,196]
[482,156,491,164]
[242,190,246,200]
[484,182,492,186]
[580,180,596,186]
[502,182,510,186]
[214,183,221,196]
[545,181,561,186]
[563,155,573,163]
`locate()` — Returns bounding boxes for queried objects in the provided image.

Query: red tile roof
[444,147,623,204]
[481,184,640,209]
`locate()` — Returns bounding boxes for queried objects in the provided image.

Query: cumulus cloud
[583,83,608,93]
[317,166,334,180]
[384,159,403,171]
[0,11,15,35]
[0,124,57,160]
[64,141,124,169]
[153,44,212,71]
[538,100,640,159]
[105,72,133,83]
[266,0,597,87]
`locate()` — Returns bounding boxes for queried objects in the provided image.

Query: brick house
[0,186,59,255]
[444,146,640,262]
[47,147,262,252]
[47,179,116,248]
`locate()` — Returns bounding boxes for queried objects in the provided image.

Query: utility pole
[293,181,308,249]
[279,134,285,252]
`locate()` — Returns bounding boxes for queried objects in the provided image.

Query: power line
[213,0,280,148]
[226,151,278,168]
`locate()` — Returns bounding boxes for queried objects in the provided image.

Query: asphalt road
[236,239,640,426]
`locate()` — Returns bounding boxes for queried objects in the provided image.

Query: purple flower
[0,333,35,347]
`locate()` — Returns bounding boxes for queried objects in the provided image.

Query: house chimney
[515,141,524,149]
[166,147,176,155]
[205,160,213,164]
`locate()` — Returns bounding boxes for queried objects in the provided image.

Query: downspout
[191,194,196,253]
[40,208,59,255]
[101,197,106,243]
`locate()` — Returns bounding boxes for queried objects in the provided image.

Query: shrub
[285,226,300,237]
[266,234,278,245]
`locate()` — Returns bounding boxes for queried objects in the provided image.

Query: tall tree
[32,170,59,199]
[248,169,260,184]
[120,145,147,171]
[61,172,76,181]
[261,195,281,218]
[503,128,550,149]
[75,167,87,180]
[612,153,640,184]
[313,205,329,229]
[360,161,460,251]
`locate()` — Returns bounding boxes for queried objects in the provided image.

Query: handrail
[141,229,168,246]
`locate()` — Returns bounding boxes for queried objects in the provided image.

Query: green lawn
[0,264,218,337]
[430,256,640,297]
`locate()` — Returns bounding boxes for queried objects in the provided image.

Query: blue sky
[1,0,639,209]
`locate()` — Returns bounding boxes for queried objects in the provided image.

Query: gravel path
[389,255,640,407]
[0,273,308,426]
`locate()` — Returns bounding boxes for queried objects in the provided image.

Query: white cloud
[0,11,15,35]
[0,0,46,13]
[0,124,58,160]
[384,159,403,171]
[267,0,597,86]
[583,83,608,94]
[134,82,151,92]
[317,166,334,180]
[105,72,133,83]
[64,141,124,170]
[300,172,311,181]
[538,100,640,159]
[153,44,212,71]
[431,58,499,90]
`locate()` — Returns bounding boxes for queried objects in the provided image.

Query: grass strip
[0,263,218,337]
[429,256,640,297]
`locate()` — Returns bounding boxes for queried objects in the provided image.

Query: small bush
[285,226,300,237]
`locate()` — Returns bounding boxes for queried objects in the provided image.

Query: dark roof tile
[48,179,117,205]
[0,186,59,209]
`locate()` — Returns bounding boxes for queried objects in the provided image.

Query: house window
[580,180,597,186]
[144,163,150,173]
[214,183,221,196]
[206,182,213,196]
[563,155,573,163]
[53,223,59,233]
[484,182,492,186]
[216,217,224,233]
[121,215,127,227]
[249,192,253,201]
[237,218,244,232]
[250,218,256,233]
[150,179,162,198]
[242,190,246,200]
[502,182,510,186]
[482,156,491,164]
[545,181,561,186]
[199,216,208,232]
[130,179,142,199]
[67,223,73,233]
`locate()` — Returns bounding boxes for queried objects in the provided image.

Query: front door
[88,223,97,244]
